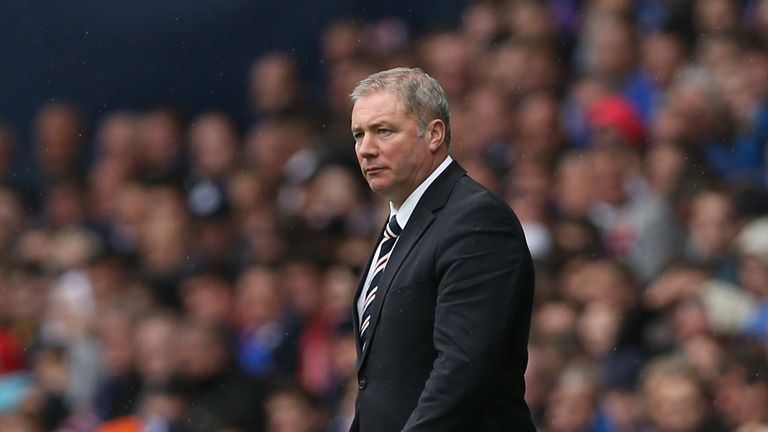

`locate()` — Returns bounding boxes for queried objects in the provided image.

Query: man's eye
[378,128,392,135]
[353,132,363,142]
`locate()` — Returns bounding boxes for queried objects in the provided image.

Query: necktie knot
[386,215,402,238]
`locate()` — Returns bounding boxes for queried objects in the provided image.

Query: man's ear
[426,119,446,152]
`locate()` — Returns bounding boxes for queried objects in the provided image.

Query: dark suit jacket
[350,161,536,432]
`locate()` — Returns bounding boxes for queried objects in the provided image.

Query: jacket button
[358,379,367,390]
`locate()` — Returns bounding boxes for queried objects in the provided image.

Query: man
[349,67,536,431]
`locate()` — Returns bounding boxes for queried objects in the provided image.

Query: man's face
[647,376,706,432]
[351,91,436,206]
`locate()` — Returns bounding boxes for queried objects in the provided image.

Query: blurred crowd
[2,0,768,431]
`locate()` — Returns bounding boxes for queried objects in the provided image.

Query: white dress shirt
[357,156,454,320]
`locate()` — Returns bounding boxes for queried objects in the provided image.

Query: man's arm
[402,197,533,431]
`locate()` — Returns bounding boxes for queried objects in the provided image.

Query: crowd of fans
[2,0,768,431]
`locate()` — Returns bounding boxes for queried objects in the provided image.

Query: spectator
[265,381,327,432]
[0,123,19,189]
[714,344,768,429]
[736,217,768,340]
[544,362,600,432]
[175,321,266,431]
[92,306,141,422]
[133,310,180,388]
[641,355,728,431]
[32,102,87,184]
[179,269,235,327]
[0,187,24,256]
[417,31,471,101]
[248,53,310,120]
[136,107,186,186]
[234,266,300,379]
[588,145,682,282]
[683,187,740,282]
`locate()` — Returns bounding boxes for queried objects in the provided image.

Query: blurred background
[1,0,768,431]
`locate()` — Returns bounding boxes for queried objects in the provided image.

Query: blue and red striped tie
[360,215,402,348]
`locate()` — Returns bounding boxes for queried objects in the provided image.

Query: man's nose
[357,134,378,158]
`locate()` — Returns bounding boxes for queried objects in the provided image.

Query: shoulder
[444,174,523,233]
[432,174,534,283]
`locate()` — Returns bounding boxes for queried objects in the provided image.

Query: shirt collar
[390,156,453,229]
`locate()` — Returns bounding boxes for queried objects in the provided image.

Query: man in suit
[349,67,536,431]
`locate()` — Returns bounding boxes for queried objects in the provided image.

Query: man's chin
[367,181,392,197]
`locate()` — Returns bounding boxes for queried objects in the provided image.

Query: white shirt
[357,156,453,321]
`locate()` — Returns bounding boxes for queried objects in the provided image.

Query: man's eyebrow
[369,120,396,129]
[351,120,390,132]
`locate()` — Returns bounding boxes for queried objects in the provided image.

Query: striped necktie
[360,215,402,348]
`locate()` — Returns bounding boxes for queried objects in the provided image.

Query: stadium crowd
[2,0,768,430]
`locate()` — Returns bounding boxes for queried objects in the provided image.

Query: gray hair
[671,66,723,109]
[350,67,451,146]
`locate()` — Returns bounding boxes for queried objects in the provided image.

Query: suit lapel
[357,161,466,372]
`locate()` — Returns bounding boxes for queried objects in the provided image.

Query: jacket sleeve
[401,198,532,431]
